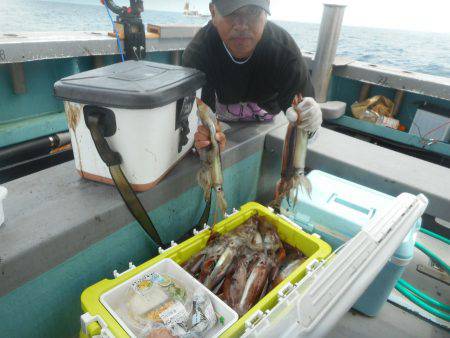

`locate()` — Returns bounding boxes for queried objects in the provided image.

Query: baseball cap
[212,0,270,16]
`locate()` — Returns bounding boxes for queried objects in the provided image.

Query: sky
[51,0,450,33]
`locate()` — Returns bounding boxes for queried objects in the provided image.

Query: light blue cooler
[281,170,421,317]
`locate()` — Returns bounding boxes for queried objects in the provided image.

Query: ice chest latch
[81,313,114,338]
[175,93,196,152]
[113,262,136,279]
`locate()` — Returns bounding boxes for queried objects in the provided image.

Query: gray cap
[212,0,270,16]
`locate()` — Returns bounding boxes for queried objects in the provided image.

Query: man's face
[210,4,267,59]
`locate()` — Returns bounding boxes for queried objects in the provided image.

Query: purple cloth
[215,98,274,122]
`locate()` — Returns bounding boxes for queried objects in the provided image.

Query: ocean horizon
[1,0,449,78]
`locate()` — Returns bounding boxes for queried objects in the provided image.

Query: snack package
[190,289,217,334]
[126,272,191,337]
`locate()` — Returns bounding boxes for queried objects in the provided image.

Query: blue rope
[103,1,125,62]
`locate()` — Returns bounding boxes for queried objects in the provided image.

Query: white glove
[285,97,322,133]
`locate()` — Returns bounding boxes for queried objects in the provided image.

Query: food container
[97,258,237,338]
[54,60,205,191]
[80,202,332,337]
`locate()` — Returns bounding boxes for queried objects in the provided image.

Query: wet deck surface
[333,230,449,338]
[334,302,448,338]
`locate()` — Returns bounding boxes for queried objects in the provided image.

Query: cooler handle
[327,193,376,219]
[175,93,195,153]
[84,107,164,247]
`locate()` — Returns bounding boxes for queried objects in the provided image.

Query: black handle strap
[84,106,213,249]
[198,189,212,230]
[85,109,164,247]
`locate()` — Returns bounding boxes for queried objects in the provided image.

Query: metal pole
[8,63,27,94]
[359,83,371,102]
[171,50,182,65]
[93,55,105,68]
[393,89,405,116]
[311,3,346,103]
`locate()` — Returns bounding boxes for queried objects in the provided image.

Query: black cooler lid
[54,60,205,109]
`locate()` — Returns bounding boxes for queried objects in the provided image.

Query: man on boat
[183,0,322,150]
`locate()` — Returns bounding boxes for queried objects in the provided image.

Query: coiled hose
[395,227,449,321]
[415,241,450,275]
[419,228,450,245]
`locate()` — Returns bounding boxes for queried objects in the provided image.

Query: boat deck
[334,301,447,338]
[333,229,449,337]
[0,117,449,336]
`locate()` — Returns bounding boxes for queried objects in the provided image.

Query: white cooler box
[281,170,423,317]
[54,60,205,191]
[244,192,427,337]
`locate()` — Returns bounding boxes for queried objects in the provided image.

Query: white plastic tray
[100,258,238,338]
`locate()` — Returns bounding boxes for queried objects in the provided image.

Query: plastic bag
[190,289,217,334]
[351,95,395,119]
[125,272,191,337]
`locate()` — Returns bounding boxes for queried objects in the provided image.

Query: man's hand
[194,123,226,152]
[286,97,322,133]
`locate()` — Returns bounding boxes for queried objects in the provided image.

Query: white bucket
[0,186,7,226]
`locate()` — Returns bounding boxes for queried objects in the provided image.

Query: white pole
[311,3,346,103]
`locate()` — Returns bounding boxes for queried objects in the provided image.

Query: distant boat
[183,0,210,18]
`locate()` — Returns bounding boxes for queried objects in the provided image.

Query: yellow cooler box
[80,202,331,337]
[80,194,426,337]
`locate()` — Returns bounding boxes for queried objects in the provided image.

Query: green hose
[397,279,450,312]
[420,228,450,245]
[395,284,450,321]
[415,241,450,275]
[394,227,449,321]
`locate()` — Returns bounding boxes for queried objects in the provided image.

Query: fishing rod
[101,0,146,60]
[103,0,144,18]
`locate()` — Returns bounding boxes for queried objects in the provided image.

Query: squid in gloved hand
[196,98,228,222]
[287,96,323,134]
[273,95,322,209]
